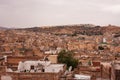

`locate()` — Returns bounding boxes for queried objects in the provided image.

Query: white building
[17,60,65,73]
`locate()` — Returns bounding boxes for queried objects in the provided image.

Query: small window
[31,65,34,69]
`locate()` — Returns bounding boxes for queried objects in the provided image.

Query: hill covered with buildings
[0,24,120,56]
[0,24,120,80]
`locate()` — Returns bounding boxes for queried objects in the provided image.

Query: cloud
[103,5,120,14]
[0,0,120,28]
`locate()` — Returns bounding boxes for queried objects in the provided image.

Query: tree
[58,50,78,70]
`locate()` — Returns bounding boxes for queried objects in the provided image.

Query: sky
[0,0,120,28]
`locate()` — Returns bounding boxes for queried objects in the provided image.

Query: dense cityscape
[0,24,120,80]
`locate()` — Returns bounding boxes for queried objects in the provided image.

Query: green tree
[58,50,78,70]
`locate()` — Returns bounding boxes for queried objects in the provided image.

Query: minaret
[103,38,106,43]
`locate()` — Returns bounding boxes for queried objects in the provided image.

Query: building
[48,55,58,63]
[111,61,120,80]
[0,56,66,80]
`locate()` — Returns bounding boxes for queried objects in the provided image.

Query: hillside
[18,24,120,36]
[0,24,120,56]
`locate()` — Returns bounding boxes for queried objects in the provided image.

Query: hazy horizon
[0,0,120,28]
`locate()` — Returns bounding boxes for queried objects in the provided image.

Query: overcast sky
[0,0,120,28]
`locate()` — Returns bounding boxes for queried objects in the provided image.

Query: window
[31,65,34,69]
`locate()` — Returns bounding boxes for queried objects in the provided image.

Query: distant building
[103,38,106,43]
[111,61,120,80]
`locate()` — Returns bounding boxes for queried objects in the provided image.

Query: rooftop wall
[5,72,62,80]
